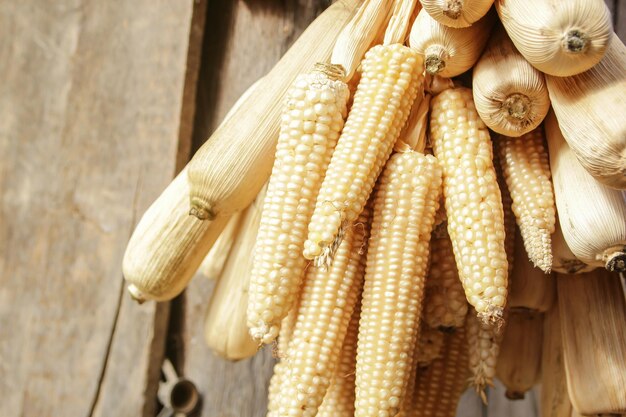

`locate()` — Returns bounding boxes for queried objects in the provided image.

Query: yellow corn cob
[277,206,370,417]
[303,44,424,263]
[355,152,442,417]
[247,63,350,344]
[465,308,504,403]
[416,324,445,367]
[429,87,508,325]
[405,326,470,417]
[424,228,468,330]
[317,299,361,417]
[492,146,516,278]
[497,127,556,272]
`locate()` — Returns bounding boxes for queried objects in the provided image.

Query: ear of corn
[355,152,442,417]
[551,218,595,275]
[423,227,468,330]
[473,26,550,137]
[247,64,350,344]
[415,324,445,367]
[495,310,543,399]
[409,8,494,78]
[276,206,370,417]
[493,147,516,279]
[546,33,626,189]
[186,0,358,221]
[203,186,266,360]
[496,126,556,272]
[429,87,508,325]
[545,111,626,273]
[303,44,424,263]
[558,270,626,415]
[496,0,612,77]
[419,0,495,28]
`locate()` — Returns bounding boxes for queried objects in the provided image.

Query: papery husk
[495,310,543,400]
[545,111,626,273]
[496,0,612,77]
[546,34,626,189]
[558,270,626,415]
[509,230,555,313]
[473,26,550,137]
[187,0,360,220]
[540,302,573,417]
[203,185,266,360]
[409,8,494,77]
[383,0,420,45]
[199,210,242,280]
[419,0,494,28]
[551,217,595,275]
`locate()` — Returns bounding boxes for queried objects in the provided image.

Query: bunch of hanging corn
[121,0,626,415]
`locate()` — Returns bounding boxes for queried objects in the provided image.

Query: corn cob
[497,126,556,272]
[465,308,503,402]
[496,310,543,399]
[317,299,361,417]
[493,146,516,278]
[546,111,626,273]
[558,270,626,415]
[277,206,370,417]
[303,44,424,263]
[423,228,468,330]
[416,324,445,367]
[419,0,495,28]
[429,87,508,325]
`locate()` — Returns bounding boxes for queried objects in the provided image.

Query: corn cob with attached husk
[541,304,573,417]
[409,8,494,78]
[203,186,266,360]
[423,227,468,330]
[303,36,425,263]
[551,218,595,275]
[186,0,359,222]
[558,270,626,415]
[496,310,543,400]
[317,299,361,417]
[509,231,555,313]
[493,146,516,278]
[355,151,442,417]
[495,0,612,77]
[465,308,504,403]
[429,87,508,325]
[546,34,626,189]
[199,210,242,280]
[473,26,550,137]
[497,126,556,272]
[276,206,370,417]
[419,0,494,28]
[384,0,420,46]
[247,63,350,344]
[546,111,626,273]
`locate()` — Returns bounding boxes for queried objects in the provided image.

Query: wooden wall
[0,0,623,416]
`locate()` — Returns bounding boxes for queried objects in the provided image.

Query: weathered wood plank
[0,1,200,415]
[487,380,539,417]
[456,389,485,417]
[616,0,626,42]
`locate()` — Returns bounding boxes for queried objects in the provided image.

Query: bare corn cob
[416,324,445,367]
[355,152,442,417]
[424,227,468,330]
[247,64,350,344]
[317,299,362,417]
[465,308,504,402]
[497,127,556,272]
[429,87,508,325]
[277,207,370,417]
[303,44,424,263]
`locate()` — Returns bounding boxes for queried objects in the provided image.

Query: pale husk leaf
[496,0,612,76]
[199,210,242,280]
[545,111,626,272]
[473,26,550,137]
[546,33,626,189]
[383,0,420,45]
[419,0,494,28]
[551,217,595,275]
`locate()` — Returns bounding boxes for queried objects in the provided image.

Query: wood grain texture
[0,0,201,415]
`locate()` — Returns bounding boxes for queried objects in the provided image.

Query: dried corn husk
[551,217,595,275]
[541,303,573,417]
[473,26,550,137]
[199,211,242,280]
[123,168,230,302]
[545,111,626,273]
[546,34,626,189]
[186,0,360,220]
[409,8,494,77]
[496,310,543,400]
[419,0,494,28]
[558,270,626,415]
[496,0,612,77]
[203,186,266,360]
[384,0,420,45]
[509,230,555,313]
